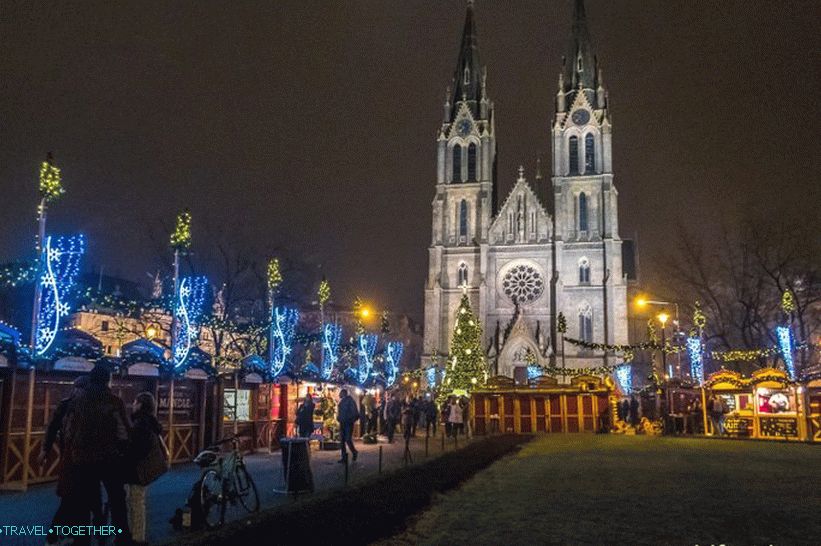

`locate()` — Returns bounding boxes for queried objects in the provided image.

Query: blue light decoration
[356,333,378,384]
[426,366,437,387]
[173,276,208,368]
[383,341,404,387]
[615,364,632,395]
[34,235,85,356]
[321,322,342,380]
[270,306,299,378]
[527,365,543,380]
[686,336,704,385]
[776,326,795,380]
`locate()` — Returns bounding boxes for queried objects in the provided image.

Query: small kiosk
[471,374,611,435]
[748,368,804,441]
[703,369,754,437]
[804,368,821,443]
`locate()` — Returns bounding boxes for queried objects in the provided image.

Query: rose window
[502,265,544,304]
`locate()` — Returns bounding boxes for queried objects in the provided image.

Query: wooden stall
[471,375,612,435]
[161,347,213,463]
[805,372,821,443]
[704,368,805,441]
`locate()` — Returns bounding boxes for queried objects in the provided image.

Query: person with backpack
[42,375,94,545]
[63,363,132,544]
[126,392,166,545]
[336,389,359,463]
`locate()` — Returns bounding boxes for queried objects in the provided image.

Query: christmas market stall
[804,369,821,443]
[702,369,754,437]
[748,368,804,441]
[160,347,214,463]
[471,374,612,435]
[1,328,101,489]
[219,355,287,453]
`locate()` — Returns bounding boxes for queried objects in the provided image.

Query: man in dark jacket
[424,397,438,436]
[63,364,132,544]
[385,393,401,443]
[336,389,359,462]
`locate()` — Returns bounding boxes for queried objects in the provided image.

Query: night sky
[2,1,818,319]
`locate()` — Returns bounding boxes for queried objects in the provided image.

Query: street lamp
[657,312,670,379]
[636,297,682,377]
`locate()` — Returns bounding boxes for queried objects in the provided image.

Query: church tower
[424,0,496,363]
[551,0,628,366]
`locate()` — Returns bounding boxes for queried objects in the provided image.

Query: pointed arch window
[579,304,593,343]
[458,263,468,287]
[452,145,462,183]
[585,133,595,173]
[459,199,468,241]
[569,136,579,175]
[464,66,470,85]
[579,257,591,285]
[467,143,477,181]
[578,192,588,232]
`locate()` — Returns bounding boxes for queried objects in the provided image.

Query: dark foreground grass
[168,434,531,546]
[383,435,821,546]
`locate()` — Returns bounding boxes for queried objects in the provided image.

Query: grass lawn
[383,435,821,546]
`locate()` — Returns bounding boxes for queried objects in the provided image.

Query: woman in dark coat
[296,395,316,438]
[127,392,163,544]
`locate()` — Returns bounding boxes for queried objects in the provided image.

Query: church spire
[450,0,484,119]
[561,0,601,108]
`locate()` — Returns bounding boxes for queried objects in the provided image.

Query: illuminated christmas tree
[443,293,487,397]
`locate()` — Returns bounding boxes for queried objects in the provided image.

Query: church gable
[489,169,551,244]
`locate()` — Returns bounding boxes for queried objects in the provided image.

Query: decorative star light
[173,276,207,368]
[321,322,343,380]
[384,341,404,387]
[357,333,378,384]
[615,364,632,395]
[686,336,704,385]
[34,234,85,356]
[270,306,299,378]
[775,326,795,380]
[426,366,437,387]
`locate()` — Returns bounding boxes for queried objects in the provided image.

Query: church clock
[571,109,590,126]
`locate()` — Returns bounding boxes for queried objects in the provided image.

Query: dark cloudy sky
[1,0,818,318]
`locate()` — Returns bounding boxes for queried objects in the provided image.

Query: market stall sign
[244,372,263,384]
[184,368,208,380]
[54,356,94,372]
[127,362,159,377]
[759,417,799,438]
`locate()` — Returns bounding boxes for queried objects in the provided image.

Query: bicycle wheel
[234,464,260,513]
[199,469,226,528]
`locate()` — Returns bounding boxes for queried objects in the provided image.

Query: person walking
[336,389,359,463]
[296,394,315,438]
[442,398,452,437]
[126,392,165,545]
[366,394,378,434]
[62,363,131,544]
[41,375,92,545]
[385,393,401,443]
[424,397,438,436]
[358,394,369,438]
[447,397,462,437]
[708,394,726,436]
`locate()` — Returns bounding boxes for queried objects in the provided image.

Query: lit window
[223,388,251,422]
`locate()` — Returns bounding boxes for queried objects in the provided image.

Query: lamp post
[657,312,669,378]
[636,298,681,377]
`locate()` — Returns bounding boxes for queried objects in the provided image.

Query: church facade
[423,0,628,379]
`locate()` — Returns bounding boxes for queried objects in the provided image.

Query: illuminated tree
[443,294,486,397]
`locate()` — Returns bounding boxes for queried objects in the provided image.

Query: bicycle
[193,436,260,527]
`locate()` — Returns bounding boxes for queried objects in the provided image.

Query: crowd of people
[293,391,473,464]
[39,363,167,546]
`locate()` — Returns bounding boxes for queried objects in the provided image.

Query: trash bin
[279,437,314,493]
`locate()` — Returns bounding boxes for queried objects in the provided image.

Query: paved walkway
[0,431,471,545]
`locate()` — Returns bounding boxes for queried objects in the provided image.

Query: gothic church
[423,0,628,379]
